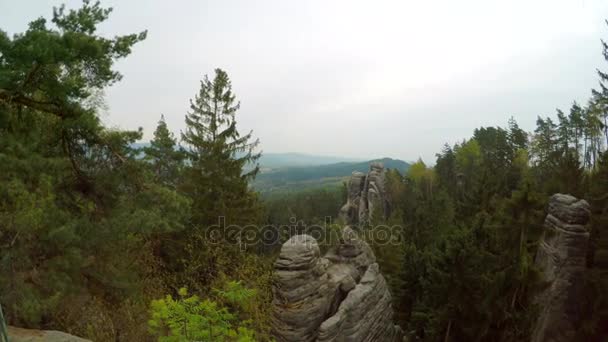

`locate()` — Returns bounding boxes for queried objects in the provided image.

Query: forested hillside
[254,157,409,193]
[1,1,608,342]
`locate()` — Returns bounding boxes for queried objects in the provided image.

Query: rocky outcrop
[340,162,388,226]
[532,193,591,342]
[271,227,401,342]
[271,235,337,341]
[8,326,91,342]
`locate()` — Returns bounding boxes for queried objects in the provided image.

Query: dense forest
[1,1,608,341]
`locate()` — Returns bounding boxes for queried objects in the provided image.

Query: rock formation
[8,326,91,342]
[532,193,591,342]
[340,162,389,226]
[271,227,401,342]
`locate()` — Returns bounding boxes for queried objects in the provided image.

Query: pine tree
[582,102,604,168]
[0,3,189,337]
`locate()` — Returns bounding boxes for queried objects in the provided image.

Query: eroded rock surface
[532,193,591,342]
[8,326,91,342]
[271,227,401,341]
[271,235,336,341]
[340,162,388,226]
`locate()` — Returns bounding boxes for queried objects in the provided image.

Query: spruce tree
[181,68,261,227]
[143,115,184,188]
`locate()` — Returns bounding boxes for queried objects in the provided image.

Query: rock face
[532,193,591,342]
[8,326,91,342]
[272,235,337,341]
[340,162,388,226]
[271,227,401,342]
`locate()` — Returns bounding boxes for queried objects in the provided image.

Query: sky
[2,0,608,162]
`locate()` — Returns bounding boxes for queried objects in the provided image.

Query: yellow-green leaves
[148,282,256,342]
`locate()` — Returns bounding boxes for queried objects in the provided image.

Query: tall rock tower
[271,227,402,341]
[339,162,389,226]
[532,194,591,342]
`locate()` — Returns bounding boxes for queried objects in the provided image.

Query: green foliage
[148,284,255,342]
[385,51,608,338]
[149,68,274,339]
[2,1,608,341]
[0,0,146,120]
[0,2,197,340]
[407,158,430,183]
[579,152,608,340]
[371,118,551,341]
[214,281,257,308]
[144,115,186,188]
[160,222,274,339]
[0,2,162,332]
[263,186,344,226]
[180,68,262,227]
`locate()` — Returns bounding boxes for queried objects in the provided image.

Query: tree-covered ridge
[253,157,409,193]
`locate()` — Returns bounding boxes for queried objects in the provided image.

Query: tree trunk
[444,319,452,342]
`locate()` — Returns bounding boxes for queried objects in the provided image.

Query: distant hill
[133,145,358,168]
[133,143,407,194]
[258,152,361,168]
[253,157,410,194]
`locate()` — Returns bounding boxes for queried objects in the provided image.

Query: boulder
[272,227,401,341]
[7,326,91,342]
[532,194,591,342]
[271,235,338,342]
[318,264,400,342]
[325,226,376,278]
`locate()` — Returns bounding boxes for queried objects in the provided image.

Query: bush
[148,282,256,342]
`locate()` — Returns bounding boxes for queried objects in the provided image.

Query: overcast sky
[2,0,608,162]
